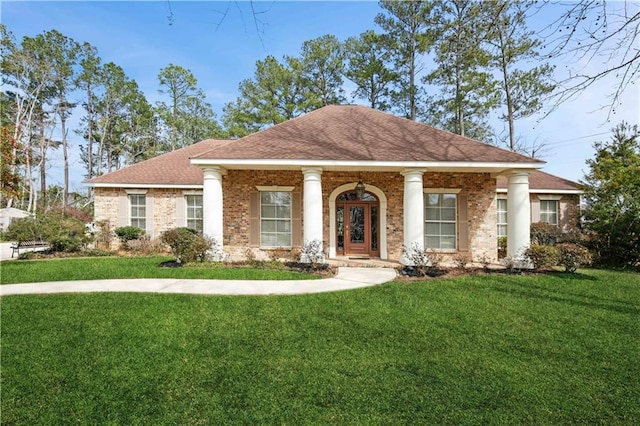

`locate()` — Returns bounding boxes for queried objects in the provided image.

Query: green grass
[1,269,638,424]
[0,257,318,284]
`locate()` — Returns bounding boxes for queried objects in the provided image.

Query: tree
[222,55,306,133]
[76,42,102,182]
[485,0,555,152]
[344,30,399,110]
[157,64,197,150]
[581,122,640,268]
[156,64,221,150]
[424,0,499,141]
[22,30,81,212]
[296,34,346,108]
[539,0,639,116]
[87,62,155,174]
[0,123,23,202]
[1,25,56,211]
[375,0,435,120]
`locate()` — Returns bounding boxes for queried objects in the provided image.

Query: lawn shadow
[494,277,639,316]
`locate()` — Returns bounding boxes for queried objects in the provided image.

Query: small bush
[290,248,301,262]
[300,239,326,270]
[126,237,167,255]
[161,227,213,264]
[17,251,36,260]
[114,226,145,245]
[49,236,82,253]
[556,242,592,272]
[530,222,562,246]
[402,243,443,276]
[452,253,471,269]
[477,253,492,271]
[501,255,517,273]
[94,220,112,250]
[524,244,559,271]
[498,237,507,259]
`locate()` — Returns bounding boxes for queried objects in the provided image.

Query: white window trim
[184,193,204,233]
[182,190,203,196]
[539,199,559,226]
[497,198,508,238]
[259,190,293,248]
[125,189,148,195]
[128,193,147,229]
[424,192,458,251]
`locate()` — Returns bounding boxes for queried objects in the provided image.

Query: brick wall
[94,171,505,262]
[94,187,188,249]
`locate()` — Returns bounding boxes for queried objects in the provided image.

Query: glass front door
[345,203,369,255]
[336,190,380,257]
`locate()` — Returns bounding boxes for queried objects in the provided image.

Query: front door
[336,190,380,257]
[345,203,369,255]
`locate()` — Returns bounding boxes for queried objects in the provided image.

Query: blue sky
[3,0,639,191]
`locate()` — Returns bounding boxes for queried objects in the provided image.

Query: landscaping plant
[160,227,213,264]
[524,244,560,271]
[114,226,145,246]
[556,242,592,272]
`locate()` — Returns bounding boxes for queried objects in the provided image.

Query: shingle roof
[86,139,231,186]
[193,105,542,164]
[88,106,566,188]
[497,170,581,191]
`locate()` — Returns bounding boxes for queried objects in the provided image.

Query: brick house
[87,105,581,262]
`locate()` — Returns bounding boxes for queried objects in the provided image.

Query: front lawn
[0,256,319,284]
[1,269,638,424]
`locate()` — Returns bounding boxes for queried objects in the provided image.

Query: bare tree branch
[535,0,640,119]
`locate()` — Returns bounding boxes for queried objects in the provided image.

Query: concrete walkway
[0,267,397,296]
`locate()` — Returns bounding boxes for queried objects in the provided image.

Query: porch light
[355,181,366,200]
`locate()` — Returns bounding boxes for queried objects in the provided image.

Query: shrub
[192,234,216,262]
[6,211,89,251]
[402,243,443,276]
[452,253,471,269]
[161,227,213,264]
[49,236,82,253]
[477,253,492,271]
[498,237,507,259]
[126,237,167,255]
[530,222,562,246]
[114,226,145,245]
[300,239,326,270]
[556,242,592,272]
[501,255,517,273]
[94,220,113,250]
[524,244,559,271]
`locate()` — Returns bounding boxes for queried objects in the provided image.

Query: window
[260,191,291,247]
[186,195,203,233]
[129,194,146,229]
[497,198,507,237]
[425,193,457,250]
[540,200,558,225]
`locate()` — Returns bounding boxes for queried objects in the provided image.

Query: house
[0,207,30,232]
[87,105,581,263]
[496,171,582,238]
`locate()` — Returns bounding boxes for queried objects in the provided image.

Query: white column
[401,168,425,263]
[507,171,531,262]
[302,167,323,245]
[202,167,224,248]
